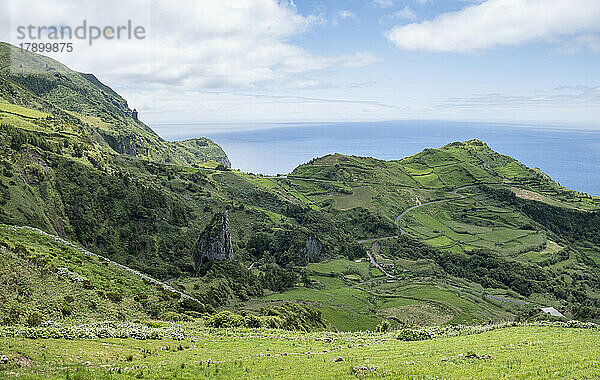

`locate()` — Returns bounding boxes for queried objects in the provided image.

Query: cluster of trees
[260,263,298,292]
[1,123,88,157]
[10,74,58,96]
[244,228,309,265]
[192,260,298,306]
[54,158,195,279]
[198,261,264,306]
[205,302,327,331]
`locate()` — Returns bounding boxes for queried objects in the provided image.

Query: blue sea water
[153,120,600,196]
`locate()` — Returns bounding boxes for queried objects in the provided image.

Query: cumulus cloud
[387,0,600,52]
[392,7,417,21]
[3,0,376,90]
[379,6,417,24]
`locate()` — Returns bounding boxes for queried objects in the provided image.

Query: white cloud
[392,7,417,21]
[387,0,600,52]
[372,0,394,9]
[333,10,358,26]
[3,0,376,90]
[338,10,358,21]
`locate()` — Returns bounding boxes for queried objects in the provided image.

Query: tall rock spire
[194,211,234,273]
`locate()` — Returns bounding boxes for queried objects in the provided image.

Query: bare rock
[301,235,323,262]
[352,366,377,374]
[193,211,234,273]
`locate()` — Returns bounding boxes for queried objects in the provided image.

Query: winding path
[358,187,470,279]
[395,188,467,234]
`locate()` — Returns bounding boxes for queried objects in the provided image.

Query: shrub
[139,320,163,328]
[205,311,245,328]
[243,314,263,328]
[162,312,192,322]
[397,329,433,341]
[26,310,44,327]
[260,316,283,329]
[60,303,73,317]
[260,302,327,331]
[376,320,391,333]
[106,291,123,303]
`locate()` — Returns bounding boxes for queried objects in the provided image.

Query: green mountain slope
[1,45,600,330]
[256,140,600,329]
[0,45,393,320]
[0,225,203,325]
[0,42,230,167]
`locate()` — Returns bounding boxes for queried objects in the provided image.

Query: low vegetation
[0,323,599,379]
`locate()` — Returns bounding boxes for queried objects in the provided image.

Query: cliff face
[301,235,323,263]
[194,211,234,273]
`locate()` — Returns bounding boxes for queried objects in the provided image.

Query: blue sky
[272,0,600,125]
[2,0,599,129]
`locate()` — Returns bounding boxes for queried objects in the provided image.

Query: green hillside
[1,45,600,334]
[0,42,230,167]
[254,140,600,329]
[0,225,202,325]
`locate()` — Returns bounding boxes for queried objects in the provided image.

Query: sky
[1,0,600,131]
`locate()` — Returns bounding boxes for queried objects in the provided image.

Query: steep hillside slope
[257,140,600,328]
[0,42,229,167]
[0,45,393,316]
[0,225,203,325]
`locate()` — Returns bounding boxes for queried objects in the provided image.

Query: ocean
[153,120,600,196]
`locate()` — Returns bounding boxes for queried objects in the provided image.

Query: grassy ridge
[0,42,230,168]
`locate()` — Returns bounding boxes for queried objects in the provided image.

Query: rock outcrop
[100,132,138,156]
[300,235,323,263]
[194,211,234,273]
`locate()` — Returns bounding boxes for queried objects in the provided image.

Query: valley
[1,42,600,378]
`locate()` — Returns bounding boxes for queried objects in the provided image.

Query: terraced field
[233,140,600,328]
[245,257,520,331]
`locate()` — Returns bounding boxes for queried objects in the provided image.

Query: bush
[205,311,245,328]
[243,314,263,328]
[60,303,73,317]
[106,291,123,303]
[260,302,327,331]
[26,310,44,327]
[376,320,391,333]
[260,316,284,329]
[261,264,298,292]
[162,312,192,322]
[397,329,433,341]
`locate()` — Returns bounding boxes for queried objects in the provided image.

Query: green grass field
[0,325,598,379]
[0,103,49,119]
[248,256,521,331]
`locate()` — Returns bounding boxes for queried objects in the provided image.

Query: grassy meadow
[0,324,598,379]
